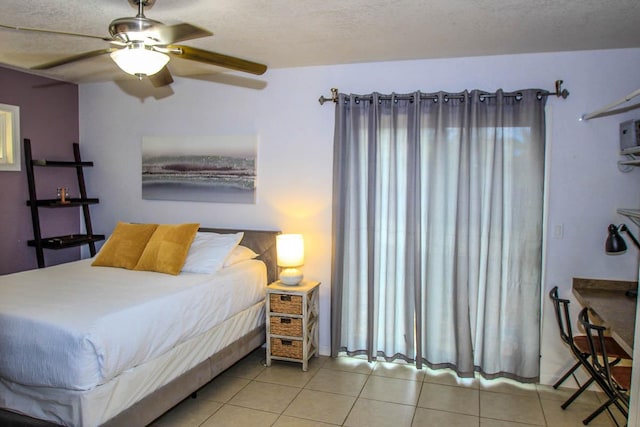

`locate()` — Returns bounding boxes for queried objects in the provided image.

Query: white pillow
[182,232,244,274]
[224,245,259,267]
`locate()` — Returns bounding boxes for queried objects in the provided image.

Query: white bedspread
[0,259,266,391]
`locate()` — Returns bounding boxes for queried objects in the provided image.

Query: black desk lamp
[606,224,640,254]
[606,223,640,297]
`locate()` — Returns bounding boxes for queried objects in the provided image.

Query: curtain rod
[318,80,569,105]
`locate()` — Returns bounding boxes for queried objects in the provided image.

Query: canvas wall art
[142,135,257,204]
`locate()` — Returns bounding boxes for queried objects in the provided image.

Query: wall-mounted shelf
[618,148,640,171]
[581,88,640,121]
[618,209,640,228]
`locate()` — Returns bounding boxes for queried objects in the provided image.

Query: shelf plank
[618,208,640,218]
[621,146,640,156]
[26,198,100,207]
[31,160,94,167]
[618,209,640,228]
[27,234,105,249]
[619,159,640,166]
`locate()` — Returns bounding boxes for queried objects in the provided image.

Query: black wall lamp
[606,223,640,297]
[606,223,640,254]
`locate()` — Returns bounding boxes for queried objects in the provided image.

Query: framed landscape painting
[142,135,257,204]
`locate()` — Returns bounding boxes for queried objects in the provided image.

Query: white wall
[79,47,640,385]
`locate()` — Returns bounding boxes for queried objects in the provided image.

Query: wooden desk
[572,278,638,356]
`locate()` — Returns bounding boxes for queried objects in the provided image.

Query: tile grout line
[338,360,377,426]
[198,362,267,426]
[478,374,482,426]
[535,386,550,427]
[188,368,263,427]
[268,358,324,426]
[411,379,425,427]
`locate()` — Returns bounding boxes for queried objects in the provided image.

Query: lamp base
[279,268,303,286]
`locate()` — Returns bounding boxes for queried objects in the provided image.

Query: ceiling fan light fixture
[14,0,267,85]
[110,45,169,77]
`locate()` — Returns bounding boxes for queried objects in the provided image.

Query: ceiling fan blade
[148,66,174,87]
[156,23,212,44]
[167,45,267,75]
[31,48,117,70]
[0,23,111,41]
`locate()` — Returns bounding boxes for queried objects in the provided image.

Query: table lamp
[276,234,304,285]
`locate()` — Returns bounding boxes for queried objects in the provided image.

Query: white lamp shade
[110,47,169,76]
[276,234,304,285]
[276,234,304,267]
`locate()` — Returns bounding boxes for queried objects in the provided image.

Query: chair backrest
[577,307,615,389]
[549,286,575,346]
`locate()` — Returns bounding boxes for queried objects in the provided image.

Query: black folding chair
[549,287,630,410]
[578,307,632,426]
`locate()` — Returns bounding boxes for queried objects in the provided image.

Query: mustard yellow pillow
[92,222,159,269]
[134,223,200,275]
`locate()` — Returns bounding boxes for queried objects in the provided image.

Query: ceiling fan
[0,0,267,87]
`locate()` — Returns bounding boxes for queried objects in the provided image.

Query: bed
[0,227,279,427]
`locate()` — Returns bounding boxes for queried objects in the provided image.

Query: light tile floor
[150,348,627,427]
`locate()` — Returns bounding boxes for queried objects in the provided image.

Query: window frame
[0,103,20,171]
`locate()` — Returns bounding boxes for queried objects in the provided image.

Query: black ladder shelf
[24,139,104,268]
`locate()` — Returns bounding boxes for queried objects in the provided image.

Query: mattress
[0,300,266,426]
[0,258,266,391]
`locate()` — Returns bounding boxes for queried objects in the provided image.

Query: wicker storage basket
[270,316,303,337]
[270,338,303,359]
[269,294,303,315]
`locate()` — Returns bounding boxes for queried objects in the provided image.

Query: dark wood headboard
[198,228,280,284]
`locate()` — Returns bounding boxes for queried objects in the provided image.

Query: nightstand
[266,280,320,371]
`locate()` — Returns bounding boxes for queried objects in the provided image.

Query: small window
[0,103,20,171]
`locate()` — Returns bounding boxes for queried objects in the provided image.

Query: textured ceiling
[0,0,639,85]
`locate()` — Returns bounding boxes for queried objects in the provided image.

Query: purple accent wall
[0,67,80,274]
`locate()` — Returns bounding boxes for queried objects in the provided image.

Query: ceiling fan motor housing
[109,17,164,43]
[128,0,156,10]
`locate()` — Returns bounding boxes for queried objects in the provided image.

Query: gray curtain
[331,89,547,382]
